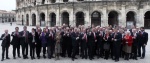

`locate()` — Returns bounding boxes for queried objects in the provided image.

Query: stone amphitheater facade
[16,0,150,28]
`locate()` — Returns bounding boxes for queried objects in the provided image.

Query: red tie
[84,33,87,42]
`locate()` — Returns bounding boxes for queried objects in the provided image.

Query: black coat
[0,33,10,47]
[138,31,148,45]
[112,32,122,45]
[71,32,79,47]
[19,31,30,45]
[28,32,38,45]
[46,32,55,46]
[11,32,20,46]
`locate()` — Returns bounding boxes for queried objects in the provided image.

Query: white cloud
[0,0,16,11]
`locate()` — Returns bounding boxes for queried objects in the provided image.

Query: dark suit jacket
[11,32,20,46]
[138,31,148,45]
[71,32,79,47]
[112,32,122,45]
[28,32,38,45]
[46,32,55,46]
[0,33,10,47]
[19,31,30,45]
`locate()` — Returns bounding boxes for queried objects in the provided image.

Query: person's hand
[112,38,114,41]
[114,39,117,41]
[95,40,97,42]
[126,42,128,43]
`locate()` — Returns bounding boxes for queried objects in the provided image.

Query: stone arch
[126,11,137,28]
[108,11,119,27]
[61,11,69,26]
[49,12,56,27]
[39,12,45,26]
[144,11,150,29]
[91,11,101,26]
[76,11,85,26]
[32,13,36,26]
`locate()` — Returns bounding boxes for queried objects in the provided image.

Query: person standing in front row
[138,27,148,59]
[40,28,47,59]
[0,30,10,61]
[112,29,122,62]
[29,28,38,60]
[55,30,61,60]
[11,27,21,59]
[20,26,29,59]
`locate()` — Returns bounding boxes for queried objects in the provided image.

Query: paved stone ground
[0,23,149,63]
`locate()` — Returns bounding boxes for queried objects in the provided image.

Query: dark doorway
[40,13,45,26]
[32,14,36,26]
[76,12,84,27]
[91,11,101,26]
[26,14,29,26]
[108,11,118,27]
[144,11,150,29]
[62,12,69,26]
[50,13,56,27]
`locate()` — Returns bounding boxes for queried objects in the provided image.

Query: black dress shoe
[26,57,29,59]
[74,57,77,59]
[14,57,16,59]
[6,57,10,59]
[115,60,119,62]
[51,56,54,58]
[140,57,144,59]
[72,58,74,61]
[37,57,40,59]
[18,56,21,58]
[1,59,4,61]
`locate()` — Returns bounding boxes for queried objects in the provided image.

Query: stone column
[138,9,144,27]
[102,5,108,27]
[56,7,60,26]
[120,5,126,27]
[85,11,90,27]
[69,10,74,27]
[36,11,40,26]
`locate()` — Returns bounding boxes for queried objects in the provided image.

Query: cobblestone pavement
[0,23,149,63]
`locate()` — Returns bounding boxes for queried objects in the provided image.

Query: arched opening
[76,12,84,27]
[40,13,45,26]
[62,12,69,26]
[51,0,56,3]
[144,11,150,29]
[32,14,36,26]
[91,11,101,26]
[26,14,29,26]
[63,0,68,2]
[42,0,45,4]
[126,11,136,29]
[50,13,56,27]
[22,15,24,25]
[12,18,15,22]
[9,18,11,22]
[108,11,118,27]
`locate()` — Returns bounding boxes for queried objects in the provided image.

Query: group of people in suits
[0,24,148,62]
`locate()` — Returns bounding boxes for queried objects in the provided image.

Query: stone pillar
[56,8,60,26]
[45,10,48,26]
[36,11,40,26]
[69,11,74,27]
[102,5,108,27]
[138,9,144,27]
[120,5,126,27]
[85,11,90,27]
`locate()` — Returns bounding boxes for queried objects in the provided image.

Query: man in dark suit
[112,28,122,62]
[29,28,38,60]
[47,29,55,59]
[11,27,21,59]
[138,27,148,59]
[71,28,79,61]
[35,28,42,59]
[20,26,29,59]
[0,30,10,61]
[87,28,96,60]
[79,29,88,59]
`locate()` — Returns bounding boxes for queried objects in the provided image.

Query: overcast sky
[0,0,16,11]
